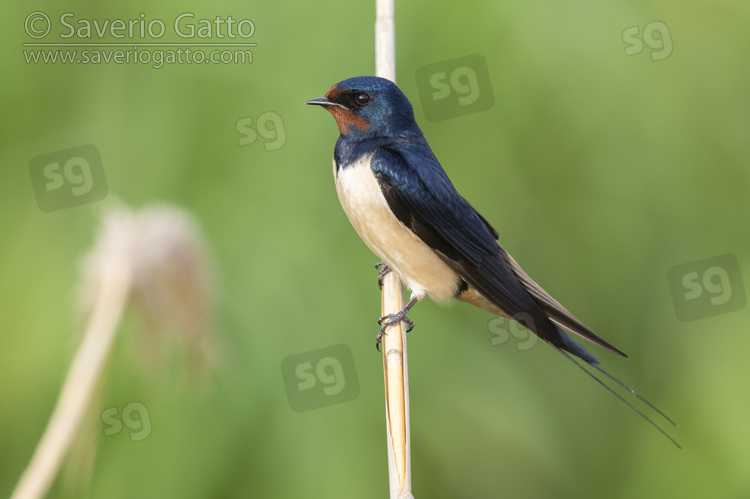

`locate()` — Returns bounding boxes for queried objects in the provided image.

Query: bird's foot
[374,261,392,289]
[375,296,418,351]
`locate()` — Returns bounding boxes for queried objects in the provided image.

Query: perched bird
[306,75,619,363]
[307,76,677,445]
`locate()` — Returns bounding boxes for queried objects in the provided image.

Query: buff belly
[334,154,460,304]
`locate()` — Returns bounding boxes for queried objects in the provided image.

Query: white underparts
[334,155,460,304]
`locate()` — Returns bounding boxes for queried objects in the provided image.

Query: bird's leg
[374,261,391,289]
[376,295,418,351]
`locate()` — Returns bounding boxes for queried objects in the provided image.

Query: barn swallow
[307,76,678,446]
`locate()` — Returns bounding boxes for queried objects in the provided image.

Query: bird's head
[306,76,417,139]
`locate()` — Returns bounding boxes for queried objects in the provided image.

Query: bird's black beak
[305,97,347,109]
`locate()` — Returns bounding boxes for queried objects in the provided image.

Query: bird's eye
[355,93,371,106]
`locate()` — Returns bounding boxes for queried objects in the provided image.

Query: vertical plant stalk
[380,272,412,498]
[376,0,396,83]
[376,1,413,497]
[11,228,132,499]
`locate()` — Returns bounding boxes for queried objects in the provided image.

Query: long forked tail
[549,344,681,449]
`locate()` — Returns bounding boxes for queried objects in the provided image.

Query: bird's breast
[334,154,459,303]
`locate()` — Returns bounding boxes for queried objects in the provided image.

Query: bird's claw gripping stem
[375,296,418,351]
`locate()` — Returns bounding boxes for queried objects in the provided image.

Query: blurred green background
[2,0,749,497]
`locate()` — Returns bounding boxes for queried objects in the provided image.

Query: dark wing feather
[495,245,628,358]
[372,146,537,315]
[371,144,624,363]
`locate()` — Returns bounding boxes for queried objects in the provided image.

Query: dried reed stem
[11,216,133,499]
[376,1,413,497]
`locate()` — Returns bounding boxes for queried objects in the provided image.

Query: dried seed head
[79,203,218,384]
